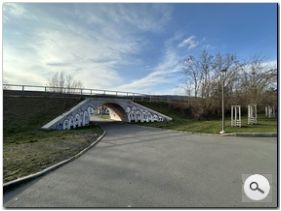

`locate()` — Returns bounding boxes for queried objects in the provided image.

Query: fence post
[22,85,25,91]
[45,86,47,92]
[80,89,83,95]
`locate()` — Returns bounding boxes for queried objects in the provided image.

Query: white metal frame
[231,105,241,127]
[248,104,257,124]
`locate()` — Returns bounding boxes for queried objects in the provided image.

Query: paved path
[4,123,277,207]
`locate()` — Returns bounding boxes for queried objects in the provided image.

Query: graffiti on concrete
[42,98,172,130]
[126,105,163,122]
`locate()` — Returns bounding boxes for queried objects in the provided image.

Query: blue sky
[3,3,277,95]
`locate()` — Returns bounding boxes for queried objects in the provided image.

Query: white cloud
[3,3,26,16]
[116,47,183,93]
[4,29,126,88]
[178,35,198,49]
[115,32,191,94]
[3,4,171,90]
[262,60,277,69]
[241,59,277,75]
[80,4,171,33]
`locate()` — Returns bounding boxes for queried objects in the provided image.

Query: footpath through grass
[137,101,277,134]
[3,96,103,183]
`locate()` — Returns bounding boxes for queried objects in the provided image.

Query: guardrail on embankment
[3,84,190,103]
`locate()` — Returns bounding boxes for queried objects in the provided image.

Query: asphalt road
[4,123,277,207]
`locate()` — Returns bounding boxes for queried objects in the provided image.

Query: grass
[136,101,277,134]
[4,126,103,183]
[3,96,82,136]
[3,96,103,183]
[97,114,110,119]
[3,96,276,182]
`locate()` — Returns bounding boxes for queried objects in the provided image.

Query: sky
[3,3,277,95]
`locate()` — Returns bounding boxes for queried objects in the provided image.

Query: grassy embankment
[4,97,103,183]
[136,101,277,134]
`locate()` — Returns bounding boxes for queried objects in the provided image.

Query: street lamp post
[220,69,227,134]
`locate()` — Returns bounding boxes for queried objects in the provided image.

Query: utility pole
[220,69,227,134]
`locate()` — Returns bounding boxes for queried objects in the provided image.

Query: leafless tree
[181,50,276,119]
[183,55,202,97]
[48,72,83,93]
[238,58,277,106]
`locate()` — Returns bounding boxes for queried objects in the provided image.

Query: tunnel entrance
[42,98,172,130]
[90,103,128,123]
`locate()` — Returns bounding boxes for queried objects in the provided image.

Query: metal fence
[3,84,148,97]
[3,84,189,103]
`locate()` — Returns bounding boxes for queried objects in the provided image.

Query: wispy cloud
[3,3,171,89]
[3,4,277,95]
[178,35,199,49]
[116,34,184,94]
[3,3,26,16]
[82,4,171,32]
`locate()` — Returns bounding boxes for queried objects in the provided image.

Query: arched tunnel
[102,103,128,122]
[41,98,172,130]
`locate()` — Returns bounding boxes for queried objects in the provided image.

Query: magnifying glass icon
[250,182,264,194]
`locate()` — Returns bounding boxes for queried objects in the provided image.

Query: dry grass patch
[4,125,103,183]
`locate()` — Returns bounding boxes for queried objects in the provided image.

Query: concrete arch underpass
[42,97,172,130]
[102,103,128,122]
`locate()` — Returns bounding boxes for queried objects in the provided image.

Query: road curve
[4,123,277,207]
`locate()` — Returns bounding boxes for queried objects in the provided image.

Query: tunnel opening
[90,103,128,123]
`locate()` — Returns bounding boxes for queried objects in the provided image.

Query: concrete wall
[42,97,172,130]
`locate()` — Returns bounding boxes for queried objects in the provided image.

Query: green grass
[136,101,277,134]
[3,96,103,183]
[97,114,110,119]
[3,96,82,137]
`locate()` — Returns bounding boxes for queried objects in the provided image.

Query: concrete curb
[3,131,106,192]
[221,132,277,137]
[134,124,222,136]
[134,124,277,137]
